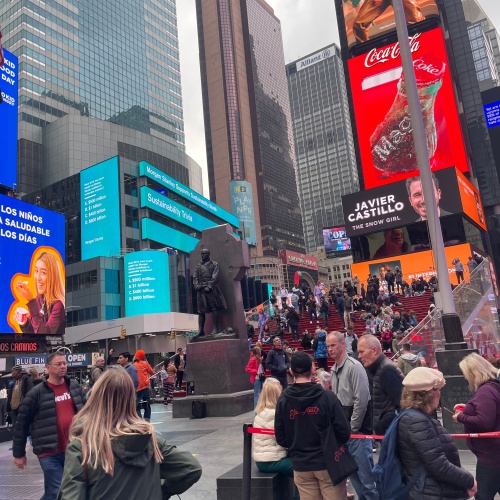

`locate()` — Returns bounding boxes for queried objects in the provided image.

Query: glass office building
[287,45,359,253]
[197,0,305,256]
[0,0,183,194]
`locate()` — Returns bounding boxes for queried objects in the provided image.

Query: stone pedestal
[435,348,476,449]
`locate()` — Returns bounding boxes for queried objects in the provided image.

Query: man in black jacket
[13,351,84,500]
[7,365,33,429]
[357,335,403,435]
[266,337,290,389]
[173,348,186,390]
[275,351,350,499]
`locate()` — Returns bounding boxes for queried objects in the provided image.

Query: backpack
[372,409,425,500]
[190,400,206,419]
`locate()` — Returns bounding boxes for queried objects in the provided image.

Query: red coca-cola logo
[365,33,421,68]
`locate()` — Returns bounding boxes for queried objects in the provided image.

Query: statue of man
[193,249,227,338]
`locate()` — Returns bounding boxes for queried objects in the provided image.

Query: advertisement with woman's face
[0,194,65,334]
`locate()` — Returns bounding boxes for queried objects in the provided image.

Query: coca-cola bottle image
[370,55,446,177]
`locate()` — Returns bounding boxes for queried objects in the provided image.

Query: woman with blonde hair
[253,379,299,499]
[57,367,201,499]
[16,251,66,335]
[453,353,500,499]
[396,367,476,499]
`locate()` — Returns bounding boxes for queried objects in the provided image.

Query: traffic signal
[120,327,126,339]
[170,331,175,340]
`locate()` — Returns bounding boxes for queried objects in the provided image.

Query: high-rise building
[462,0,500,91]
[286,44,359,253]
[196,0,305,257]
[0,0,184,194]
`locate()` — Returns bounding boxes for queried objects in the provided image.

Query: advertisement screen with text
[323,226,351,257]
[348,28,469,190]
[339,0,438,50]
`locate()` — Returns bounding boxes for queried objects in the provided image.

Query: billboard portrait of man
[406,174,451,222]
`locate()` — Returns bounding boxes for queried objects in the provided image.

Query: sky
[176,0,500,196]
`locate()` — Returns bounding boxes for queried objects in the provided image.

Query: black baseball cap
[291,351,312,375]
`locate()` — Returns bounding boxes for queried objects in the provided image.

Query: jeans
[290,324,299,341]
[475,461,500,500]
[309,310,318,322]
[136,387,151,420]
[38,452,65,500]
[320,312,329,329]
[347,438,379,500]
[253,378,262,408]
[175,370,184,389]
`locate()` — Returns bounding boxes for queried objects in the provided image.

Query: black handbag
[321,412,358,486]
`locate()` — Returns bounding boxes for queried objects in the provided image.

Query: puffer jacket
[397,410,474,499]
[252,408,287,463]
[13,377,84,458]
[57,434,202,500]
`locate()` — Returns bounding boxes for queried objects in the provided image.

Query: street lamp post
[392,0,465,349]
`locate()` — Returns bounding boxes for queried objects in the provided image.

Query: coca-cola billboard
[279,250,318,271]
[338,0,439,50]
[348,28,469,189]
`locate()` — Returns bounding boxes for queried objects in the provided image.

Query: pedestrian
[319,296,330,330]
[90,357,105,386]
[0,386,7,426]
[134,350,154,422]
[336,293,345,327]
[452,258,465,284]
[327,332,378,500]
[344,325,358,358]
[12,352,84,500]
[279,285,288,308]
[312,329,328,371]
[57,368,202,499]
[397,367,477,499]
[246,346,264,408]
[266,338,290,389]
[7,365,33,429]
[275,351,352,499]
[252,379,299,499]
[301,329,313,350]
[257,308,268,341]
[467,256,478,275]
[162,362,176,406]
[394,267,403,294]
[344,291,354,328]
[286,306,300,341]
[307,294,319,324]
[173,348,186,390]
[357,335,403,435]
[246,318,256,349]
[454,353,500,499]
[116,352,138,389]
[397,343,422,376]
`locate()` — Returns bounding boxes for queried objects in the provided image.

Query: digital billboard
[230,181,257,245]
[124,251,171,317]
[352,243,474,287]
[484,100,500,128]
[323,227,352,257]
[139,161,239,228]
[0,195,66,334]
[141,218,199,254]
[80,157,121,260]
[339,0,439,50]
[0,48,18,190]
[348,28,469,190]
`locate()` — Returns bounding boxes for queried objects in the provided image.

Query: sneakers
[310,321,312,324]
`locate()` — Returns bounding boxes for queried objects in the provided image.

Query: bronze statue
[193,249,227,338]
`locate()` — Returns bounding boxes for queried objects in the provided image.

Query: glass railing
[398,259,500,366]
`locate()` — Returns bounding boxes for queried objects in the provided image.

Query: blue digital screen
[141,218,199,254]
[124,251,171,316]
[0,194,66,334]
[484,101,500,128]
[80,157,121,260]
[0,49,19,190]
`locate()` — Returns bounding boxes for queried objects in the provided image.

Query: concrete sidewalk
[0,404,495,500]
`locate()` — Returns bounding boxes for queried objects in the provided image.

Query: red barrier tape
[247,427,500,440]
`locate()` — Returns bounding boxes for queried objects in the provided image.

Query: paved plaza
[0,404,496,500]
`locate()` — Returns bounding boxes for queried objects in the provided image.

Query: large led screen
[339,0,439,50]
[124,251,171,317]
[80,157,121,260]
[0,49,18,190]
[348,28,469,190]
[323,227,352,257]
[230,181,257,245]
[1,195,66,334]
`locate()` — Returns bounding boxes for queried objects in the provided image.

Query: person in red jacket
[134,350,154,421]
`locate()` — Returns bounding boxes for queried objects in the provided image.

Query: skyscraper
[287,44,359,253]
[196,0,305,256]
[0,0,184,194]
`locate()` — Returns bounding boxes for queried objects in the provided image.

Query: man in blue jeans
[12,351,85,500]
[327,331,379,500]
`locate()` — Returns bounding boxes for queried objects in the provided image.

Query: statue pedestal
[173,339,253,418]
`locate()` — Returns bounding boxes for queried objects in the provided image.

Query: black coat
[12,377,84,458]
[397,410,474,499]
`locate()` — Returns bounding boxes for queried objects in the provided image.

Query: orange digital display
[456,170,487,230]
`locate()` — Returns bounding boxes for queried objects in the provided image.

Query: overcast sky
[177,0,500,196]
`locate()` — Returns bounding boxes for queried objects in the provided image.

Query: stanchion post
[242,423,252,500]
